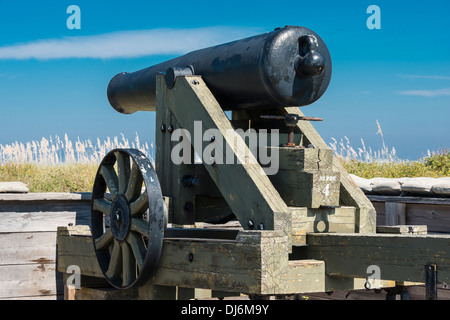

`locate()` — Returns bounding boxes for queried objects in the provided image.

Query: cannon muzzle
[107,26,332,114]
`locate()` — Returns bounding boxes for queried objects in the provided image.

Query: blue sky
[0,0,449,160]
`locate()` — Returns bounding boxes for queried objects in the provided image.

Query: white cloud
[0,26,263,60]
[397,74,450,80]
[396,88,450,97]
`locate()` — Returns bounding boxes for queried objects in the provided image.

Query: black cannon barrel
[107,26,332,114]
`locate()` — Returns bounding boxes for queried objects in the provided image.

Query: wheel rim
[91,148,166,289]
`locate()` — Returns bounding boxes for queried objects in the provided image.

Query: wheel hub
[110,195,131,242]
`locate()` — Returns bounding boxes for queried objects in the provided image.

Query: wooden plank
[0,210,89,232]
[0,263,62,299]
[57,231,103,278]
[405,203,450,233]
[270,170,340,208]
[287,260,325,293]
[0,201,90,232]
[290,207,355,245]
[270,148,333,171]
[68,286,138,300]
[0,192,92,201]
[377,225,427,235]
[0,232,56,265]
[160,75,290,234]
[300,233,450,284]
[367,195,450,205]
[385,202,406,225]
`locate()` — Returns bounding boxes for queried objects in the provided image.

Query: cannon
[107,25,332,114]
[58,25,450,300]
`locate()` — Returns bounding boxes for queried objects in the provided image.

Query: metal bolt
[247,220,254,229]
[161,124,166,132]
[258,223,264,230]
[184,201,194,212]
[210,135,215,142]
[182,175,197,188]
[115,213,120,222]
[167,125,174,133]
[192,79,199,85]
[188,253,194,262]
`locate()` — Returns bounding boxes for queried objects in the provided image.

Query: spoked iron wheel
[91,149,166,289]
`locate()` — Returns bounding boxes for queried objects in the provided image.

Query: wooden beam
[290,207,355,246]
[57,226,300,295]
[376,225,427,235]
[298,233,450,284]
[385,202,406,225]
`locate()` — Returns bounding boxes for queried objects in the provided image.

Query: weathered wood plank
[367,195,450,205]
[376,225,427,235]
[0,232,56,265]
[287,260,325,293]
[385,202,406,225]
[0,201,90,232]
[0,192,92,201]
[0,210,89,232]
[270,170,340,208]
[300,233,450,283]
[0,263,62,299]
[405,203,450,233]
[270,148,333,171]
[290,207,355,245]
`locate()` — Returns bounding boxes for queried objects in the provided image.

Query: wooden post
[385,202,406,226]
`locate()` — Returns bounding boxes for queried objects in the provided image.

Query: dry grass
[0,162,98,192]
[0,123,448,192]
[331,121,449,179]
[0,133,152,192]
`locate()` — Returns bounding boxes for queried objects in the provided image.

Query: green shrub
[423,149,450,176]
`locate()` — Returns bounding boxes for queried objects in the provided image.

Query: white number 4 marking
[322,184,330,197]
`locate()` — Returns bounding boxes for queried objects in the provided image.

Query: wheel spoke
[105,240,122,279]
[100,165,119,198]
[93,198,112,215]
[130,190,148,215]
[95,229,113,250]
[124,162,144,202]
[115,151,131,195]
[121,241,136,287]
[130,218,150,237]
[127,232,146,271]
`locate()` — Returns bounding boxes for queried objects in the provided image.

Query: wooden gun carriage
[58,26,450,300]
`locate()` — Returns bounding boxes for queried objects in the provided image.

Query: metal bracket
[425,264,438,300]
